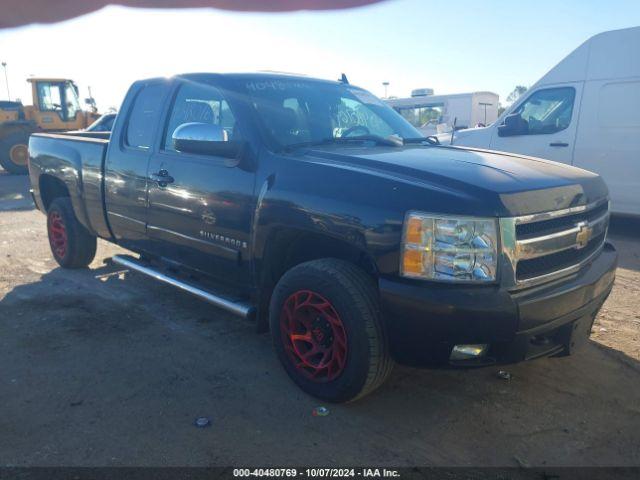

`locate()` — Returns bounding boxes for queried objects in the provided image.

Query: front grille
[516,201,608,240]
[507,199,609,287]
[516,232,605,281]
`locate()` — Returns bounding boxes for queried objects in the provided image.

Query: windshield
[239,78,422,149]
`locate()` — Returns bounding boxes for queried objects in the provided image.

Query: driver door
[490,84,582,164]
[145,79,256,288]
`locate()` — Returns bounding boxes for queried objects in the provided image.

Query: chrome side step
[111,255,254,319]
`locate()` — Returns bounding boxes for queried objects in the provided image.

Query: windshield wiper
[332,134,404,147]
[284,134,403,151]
[403,136,440,145]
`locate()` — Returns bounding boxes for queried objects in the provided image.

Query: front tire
[269,258,393,403]
[0,131,30,175]
[47,197,97,268]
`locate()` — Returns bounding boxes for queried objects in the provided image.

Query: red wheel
[280,290,348,382]
[48,210,68,260]
[46,197,97,269]
[270,259,393,403]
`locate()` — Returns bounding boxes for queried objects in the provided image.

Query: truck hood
[302,144,608,216]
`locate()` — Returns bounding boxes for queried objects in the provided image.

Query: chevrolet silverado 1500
[28,73,617,402]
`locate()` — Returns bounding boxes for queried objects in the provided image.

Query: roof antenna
[339,73,349,84]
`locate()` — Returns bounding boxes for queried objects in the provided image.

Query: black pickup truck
[28,73,617,402]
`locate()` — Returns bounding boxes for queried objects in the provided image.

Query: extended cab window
[163,82,239,152]
[513,87,575,135]
[126,84,165,149]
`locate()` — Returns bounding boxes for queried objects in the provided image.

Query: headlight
[401,212,498,282]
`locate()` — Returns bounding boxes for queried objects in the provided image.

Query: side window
[63,82,80,120]
[514,87,575,135]
[163,82,240,152]
[125,84,165,149]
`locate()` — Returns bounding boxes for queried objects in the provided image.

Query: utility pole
[1,62,9,100]
[382,81,389,99]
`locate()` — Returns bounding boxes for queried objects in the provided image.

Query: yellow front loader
[0,78,100,174]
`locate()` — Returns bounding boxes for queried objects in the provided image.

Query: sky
[0,0,639,111]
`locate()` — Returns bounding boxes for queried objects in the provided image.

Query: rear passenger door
[104,80,171,250]
[145,79,256,288]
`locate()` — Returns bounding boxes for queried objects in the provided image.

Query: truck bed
[29,132,112,239]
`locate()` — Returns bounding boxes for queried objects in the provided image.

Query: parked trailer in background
[386,90,499,135]
[443,27,640,217]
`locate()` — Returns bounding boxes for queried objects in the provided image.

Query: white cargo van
[445,27,640,216]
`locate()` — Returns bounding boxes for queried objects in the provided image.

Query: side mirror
[173,122,241,159]
[84,98,93,105]
[498,113,527,137]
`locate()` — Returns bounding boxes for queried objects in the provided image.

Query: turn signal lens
[405,217,424,244]
[402,248,424,275]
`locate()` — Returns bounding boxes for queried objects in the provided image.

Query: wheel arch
[254,226,379,332]
[39,174,71,212]
[38,173,95,236]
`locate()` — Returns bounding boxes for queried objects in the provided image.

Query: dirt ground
[0,170,639,467]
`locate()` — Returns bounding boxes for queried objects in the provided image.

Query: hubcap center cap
[311,317,333,348]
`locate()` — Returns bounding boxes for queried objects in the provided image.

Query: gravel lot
[1,170,639,467]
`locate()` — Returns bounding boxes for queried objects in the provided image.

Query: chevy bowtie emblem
[201,210,216,225]
[575,222,593,249]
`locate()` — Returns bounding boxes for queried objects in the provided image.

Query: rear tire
[269,258,393,403]
[47,197,97,269]
[0,131,30,175]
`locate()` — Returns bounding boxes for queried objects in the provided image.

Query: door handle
[549,142,569,147]
[150,169,175,187]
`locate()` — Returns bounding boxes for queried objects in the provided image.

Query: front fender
[251,156,406,277]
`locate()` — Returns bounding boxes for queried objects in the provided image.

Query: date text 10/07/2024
[232,469,401,478]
